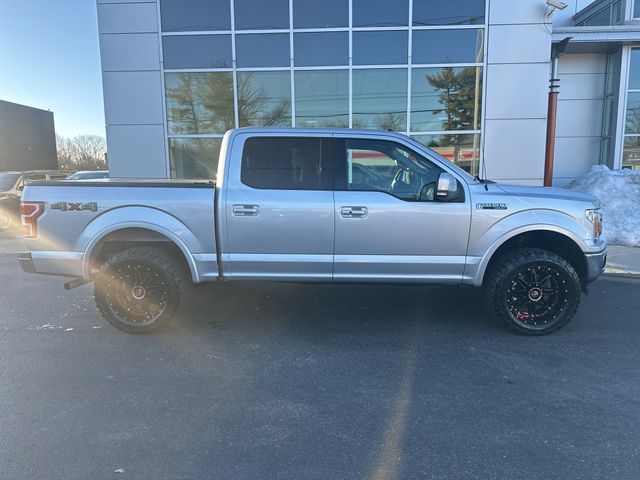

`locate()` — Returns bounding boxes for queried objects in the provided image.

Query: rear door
[222,134,339,281]
[333,136,471,283]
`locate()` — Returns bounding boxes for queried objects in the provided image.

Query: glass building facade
[623,48,640,169]
[159,0,486,178]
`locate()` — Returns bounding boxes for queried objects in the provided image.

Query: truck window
[343,139,443,201]
[241,137,334,190]
[24,174,47,183]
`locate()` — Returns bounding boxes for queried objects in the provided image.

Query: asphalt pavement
[1,232,640,480]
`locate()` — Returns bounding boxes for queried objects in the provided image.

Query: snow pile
[567,165,640,246]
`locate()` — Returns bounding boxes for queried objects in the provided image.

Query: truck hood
[496,184,598,206]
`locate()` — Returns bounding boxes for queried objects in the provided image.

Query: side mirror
[436,172,460,201]
[16,184,24,192]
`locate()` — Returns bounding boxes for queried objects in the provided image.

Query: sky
[0,0,105,138]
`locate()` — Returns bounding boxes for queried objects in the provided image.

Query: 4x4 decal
[51,202,98,212]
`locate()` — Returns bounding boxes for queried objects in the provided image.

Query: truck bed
[20,179,218,281]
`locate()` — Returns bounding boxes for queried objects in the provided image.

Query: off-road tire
[94,247,185,333]
[486,247,581,335]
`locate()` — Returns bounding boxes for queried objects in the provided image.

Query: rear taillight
[21,202,45,238]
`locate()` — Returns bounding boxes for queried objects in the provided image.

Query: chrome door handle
[233,204,259,216]
[341,206,367,218]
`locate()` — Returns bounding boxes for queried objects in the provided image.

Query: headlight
[585,209,602,240]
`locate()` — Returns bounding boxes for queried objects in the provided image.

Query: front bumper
[584,248,607,283]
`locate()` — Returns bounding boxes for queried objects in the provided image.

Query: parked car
[17,128,606,335]
[66,170,109,180]
[0,170,67,231]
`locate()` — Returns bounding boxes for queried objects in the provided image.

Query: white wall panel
[106,125,167,178]
[483,118,547,183]
[485,63,549,119]
[98,3,158,34]
[553,136,601,178]
[488,0,547,25]
[558,54,607,74]
[100,33,160,72]
[556,99,604,137]
[487,24,551,64]
[103,72,164,125]
[557,73,605,100]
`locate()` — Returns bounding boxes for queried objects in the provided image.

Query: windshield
[0,173,20,191]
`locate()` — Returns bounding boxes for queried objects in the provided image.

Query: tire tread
[94,246,185,333]
[486,247,581,335]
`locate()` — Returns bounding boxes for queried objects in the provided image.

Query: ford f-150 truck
[17,128,606,335]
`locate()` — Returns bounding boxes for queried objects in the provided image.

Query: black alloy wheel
[94,247,184,333]
[487,248,581,335]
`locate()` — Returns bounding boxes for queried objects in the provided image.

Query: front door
[333,137,471,283]
[223,135,337,281]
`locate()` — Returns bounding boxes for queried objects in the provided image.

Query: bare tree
[56,134,107,171]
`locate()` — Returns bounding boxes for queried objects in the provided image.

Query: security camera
[546,0,568,10]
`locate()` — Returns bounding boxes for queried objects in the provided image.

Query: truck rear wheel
[0,209,13,230]
[94,247,185,333]
[486,248,581,335]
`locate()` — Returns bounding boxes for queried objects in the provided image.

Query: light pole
[544,37,571,187]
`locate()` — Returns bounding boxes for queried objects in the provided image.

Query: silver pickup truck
[17,128,606,335]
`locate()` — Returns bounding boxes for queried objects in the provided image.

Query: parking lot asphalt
[1,232,640,480]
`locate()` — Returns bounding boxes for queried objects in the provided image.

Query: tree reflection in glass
[237,71,291,127]
[166,71,292,134]
[411,66,482,133]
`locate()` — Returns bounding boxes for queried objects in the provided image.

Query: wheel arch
[476,228,588,288]
[82,224,199,282]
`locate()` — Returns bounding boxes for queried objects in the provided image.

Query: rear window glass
[0,173,20,191]
[241,137,335,190]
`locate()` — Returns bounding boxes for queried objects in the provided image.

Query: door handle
[233,204,259,216]
[341,206,367,218]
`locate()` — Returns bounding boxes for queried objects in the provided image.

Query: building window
[412,0,485,26]
[352,69,407,130]
[352,0,408,27]
[623,49,640,170]
[412,29,484,64]
[294,70,349,128]
[601,50,621,169]
[160,0,486,177]
[410,67,483,132]
[162,36,232,69]
[234,0,289,30]
[575,0,623,26]
[293,32,349,67]
[235,34,290,68]
[160,0,231,32]
[292,0,349,28]
[352,31,408,65]
[237,72,292,127]
[169,138,222,179]
[165,72,234,135]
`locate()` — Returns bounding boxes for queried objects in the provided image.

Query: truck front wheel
[486,248,581,335]
[94,247,185,333]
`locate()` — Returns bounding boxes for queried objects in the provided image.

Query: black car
[0,170,67,231]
